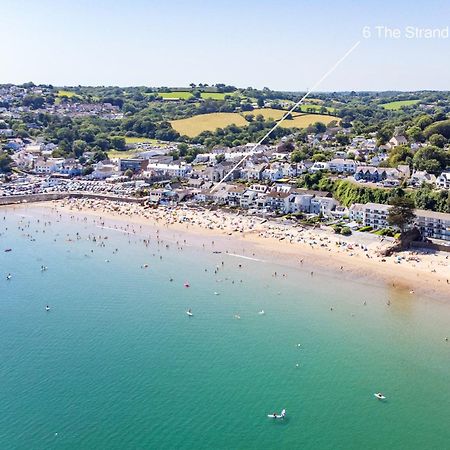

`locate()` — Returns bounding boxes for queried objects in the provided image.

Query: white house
[349,203,366,223]
[91,162,119,180]
[408,171,436,187]
[328,158,357,174]
[145,163,191,178]
[309,161,330,173]
[389,135,408,147]
[436,171,450,189]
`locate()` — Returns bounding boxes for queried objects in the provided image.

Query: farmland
[200,92,228,100]
[158,91,232,101]
[380,99,420,110]
[170,110,340,137]
[278,113,339,128]
[158,91,193,100]
[123,136,166,145]
[170,113,247,137]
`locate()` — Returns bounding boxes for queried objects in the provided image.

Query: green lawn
[380,99,420,110]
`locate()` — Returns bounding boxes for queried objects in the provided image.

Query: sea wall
[0,192,145,206]
[410,241,450,253]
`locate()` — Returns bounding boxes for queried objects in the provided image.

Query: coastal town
[1,82,449,246]
[2,1,450,448]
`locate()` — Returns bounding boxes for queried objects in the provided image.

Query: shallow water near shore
[1,206,450,450]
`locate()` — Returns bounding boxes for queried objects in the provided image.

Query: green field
[158,91,231,101]
[159,91,194,100]
[380,99,420,110]
[298,104,336,113]
[123,136,165,145]
[200,92,227,100]
[107,149,139,159]
[170,110,340,137]
[107,137,168,157]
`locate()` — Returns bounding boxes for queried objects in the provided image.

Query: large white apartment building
[349,202,450,242]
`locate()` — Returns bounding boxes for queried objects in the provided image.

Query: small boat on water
[184,282,190,288]
[186,309,193,317]
[258,310,265,315]
[6,274,12,280]
[45,305,50,312]
[4,249,12,252]
[268,409,286,419]
[374,393,386,400]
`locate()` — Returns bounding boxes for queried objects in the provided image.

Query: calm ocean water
[1,206,450,450]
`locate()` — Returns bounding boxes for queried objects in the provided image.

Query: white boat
[374,393,386,400]
[268,409,286,419]
[45,306,50,311]
[186,310,193,316]
[258,310,265,315]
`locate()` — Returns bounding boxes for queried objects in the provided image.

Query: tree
[312,122,326,133]
[406,126,424,143]
[311,153,326,162]
[0,152,13,173]
[216,154,225,163]
[415,114,433,130]
[428,133,446,148]
[177,143,189,157]
[386,145,413,167]
[110,136,126,150]
[387,196,416,233]
[424,119,450,139]
[82,166,94,176]
[336,133,350,145]
[72,139,87,157]
[124,169,134,178]
[413,145,449,175]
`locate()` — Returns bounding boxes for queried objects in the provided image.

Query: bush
[358,226,373,232]
[333,225,342,234]
[373,228,396,237]
[341,227,352,236]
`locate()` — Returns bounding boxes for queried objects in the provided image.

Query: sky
[1,0,449,91]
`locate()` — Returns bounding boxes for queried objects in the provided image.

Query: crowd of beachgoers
[41,197,449,296]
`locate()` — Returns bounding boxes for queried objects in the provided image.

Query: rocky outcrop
[379,228,422,256]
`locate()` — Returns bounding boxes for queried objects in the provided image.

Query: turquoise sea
[1,206,450,450]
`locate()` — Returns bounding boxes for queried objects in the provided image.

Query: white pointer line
[211,40,361,192]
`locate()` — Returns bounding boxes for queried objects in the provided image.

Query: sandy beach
[4,198,450,300]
